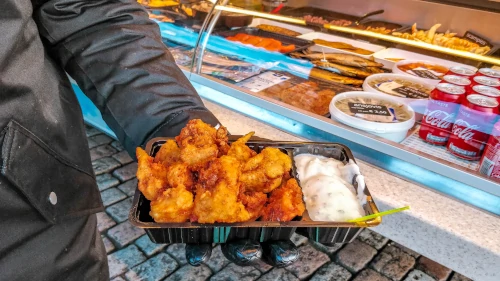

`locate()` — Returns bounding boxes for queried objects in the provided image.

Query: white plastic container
[297,32,385,59]
[249,18,314,36]
[329,91,416,143]
[392,60,449,86]
[363,73,432,119]
[372,48,478,70]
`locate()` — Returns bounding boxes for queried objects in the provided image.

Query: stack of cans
[418,67,500,181]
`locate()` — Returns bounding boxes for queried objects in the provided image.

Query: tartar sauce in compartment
[294,154,366,222]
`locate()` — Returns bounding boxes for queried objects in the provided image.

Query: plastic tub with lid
[363,73,432,118]
[329,91,416,143]
[392,60,450,86]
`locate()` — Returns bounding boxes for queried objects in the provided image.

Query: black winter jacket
[0,0,218,280]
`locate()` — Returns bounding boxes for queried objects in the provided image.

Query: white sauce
[294,154,365,221]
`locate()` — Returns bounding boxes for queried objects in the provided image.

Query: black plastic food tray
[129,137,380,244]
[215,27,314,54]
[280,6,359,22]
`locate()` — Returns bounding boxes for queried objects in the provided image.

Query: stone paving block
[135,235,167,257]
[125,253,178,281]
[285,244,330,280]
[205,245,230,272]
[416,257,451,281]
[164,264,212,281]
[113,150,134,165]
[111,140,125,151]
[290,233,308,247]
[309,262,352,281]
[252,259,273,274]
[258,268,299,281]
[101,188,127,207]
[89,134,113,147]
[210,263,261,281]
[111,277,126,281]
[353,269,392,281]
[97,212,116,233]
[118,179,138,197]
[96,173,120,191]
[113,162,138,182]
[88,139,98,149]
[108,254,128,279]
[109,245,146,269]
[311,241,343,255]
[166,243,188,266]
[403,270,435,281]
[357,229,389,250]
[108,221,146,248]
[336,240,377,273]
[102,235,116,253]
[86,126,101,137]
[449,272,473,281]
[90,144,118,161]
[370,245,416,281]
[93,157,121,175]
[390,242,420,258]
[106,197,133,223]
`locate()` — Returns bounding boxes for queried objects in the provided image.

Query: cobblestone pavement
[86,126,473,281]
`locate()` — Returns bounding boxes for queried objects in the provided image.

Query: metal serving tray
[215,27,314,54]
[129,137,381,244]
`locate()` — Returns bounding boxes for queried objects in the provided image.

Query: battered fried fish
[240,147,292,193]
[136,147,168,201]
[154,139,181,167]
[192,156,253,223]
[150,185,194,223]
[175,119,229,169]
[166,163,194,191]
[227,132,257,162]
[261,178,305,222]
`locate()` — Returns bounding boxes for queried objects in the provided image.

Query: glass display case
[139,0,500,214]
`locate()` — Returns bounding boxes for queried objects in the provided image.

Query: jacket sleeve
[32,0,221,156]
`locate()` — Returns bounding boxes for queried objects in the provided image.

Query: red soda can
[447,94,499,161]
[442,75,471,88]
[478,121,500,182]
[469,85,500,104]
[419,83,466,145]
[445,66,476,77]
[476,68,500,80]
[467,76,500,92]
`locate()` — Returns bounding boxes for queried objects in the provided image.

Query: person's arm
[32,0,219,156]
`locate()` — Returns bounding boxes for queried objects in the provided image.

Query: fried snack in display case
[130,120,380,244]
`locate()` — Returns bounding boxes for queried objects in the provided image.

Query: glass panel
[148,0,500,187]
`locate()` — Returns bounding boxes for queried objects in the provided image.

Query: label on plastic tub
[376,81,428,99]
[348,102,391,116]
[410,68,441,80]
[237,71,290,92]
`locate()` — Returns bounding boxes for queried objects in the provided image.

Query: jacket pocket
[1,120,104,224]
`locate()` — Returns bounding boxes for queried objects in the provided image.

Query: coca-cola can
[476,68,500,80]
[447,94,500,161]
[445,66,476,77]
[442,75,471,87]
[469,85,500,104]
[467,76,500,92]
[419,83,466,145]
[478,121,500,182]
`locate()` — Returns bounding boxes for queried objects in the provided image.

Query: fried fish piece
[192,156,252,223]
[238,188,267,221]
[227,132,257,162]
[309,68,364,86]
[136,147,168,201]
[154,139,181,167]
[150,185,194,223]
[166,163,194,191]
[261,178,305,222]
[175,119,229,169]
[312,60,373,78]
[240,147,292,193]
[256,24,302,37]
